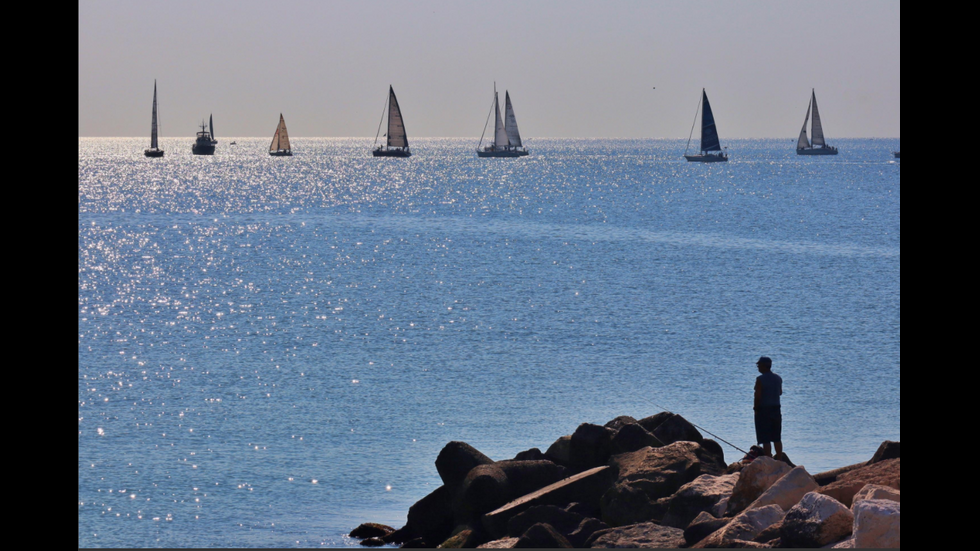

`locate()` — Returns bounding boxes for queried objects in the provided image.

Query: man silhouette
[754,356,783,458]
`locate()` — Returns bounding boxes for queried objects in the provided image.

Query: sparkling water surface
[79,137,900,547]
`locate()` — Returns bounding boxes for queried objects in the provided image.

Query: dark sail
[387,86,408,149]
[700,90,721,152]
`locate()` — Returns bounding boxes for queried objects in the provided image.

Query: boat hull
[684,153,727,163]
[144,149,164,158]
[373,149,411,157]
[477,149,529,158]
[796,147,838,155]
[192,144,216,155]
[270,150,293,156]
[893,151,900,159]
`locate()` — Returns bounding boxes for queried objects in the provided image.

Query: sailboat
[373,86,411,157]
[684,89,727,162]
[192,114,217,155]
[269,113,292,156]
[144,80,164,157]
[477,85,529,157]
[796,89,838,155]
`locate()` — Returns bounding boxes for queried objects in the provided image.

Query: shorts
[754,405,782,444]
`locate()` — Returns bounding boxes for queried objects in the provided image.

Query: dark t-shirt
[756,371,782,407]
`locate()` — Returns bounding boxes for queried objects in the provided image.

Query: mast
[386,86,408,149]
[810,90,825,147]
[797,99,811,150]
[699,89,721,152]
[504,91,522,148]
[150,80,159,149]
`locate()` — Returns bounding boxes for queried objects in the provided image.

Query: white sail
[493,92,508,148]
[150,80,159,149]
[387,86,408,148]
[504,91,522,147]
[810,90,826,147]
[796,101,811,150]
[270,114,290,152]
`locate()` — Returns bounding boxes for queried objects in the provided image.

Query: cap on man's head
[757,356,772,367]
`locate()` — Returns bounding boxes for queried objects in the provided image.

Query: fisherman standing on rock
[754,356,784,459]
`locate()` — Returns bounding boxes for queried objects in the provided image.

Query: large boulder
[851,483,900,506]
[481,466,615,539]
[683,511,732,547]
[812,461,866,486]
[543,435,573,467]
[454,464,512,524]
[586,521,686,548]
[852,498,900,548]
[405,485,455,546]
[604,415,640,432]
[610,422,664,454]
[661,473,740,529]
[725,456,792,516]
[496,460,570,497]
[476,537,518,548]
[779,491,854,548]
[349,523,394,540]
[436,441,495,490]
[505,505,584,538]
[693,504,784,548]
[569,423,617,469]
[818,458,900,507]
[513,523,572,548]
[599,481,671,526]
[867,440,900,465]
[601,441,706,525]
[743,465,818,512]
[566,517,610,548]
[640,412,705,445]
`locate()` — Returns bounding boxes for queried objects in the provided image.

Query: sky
[78,1,900,138]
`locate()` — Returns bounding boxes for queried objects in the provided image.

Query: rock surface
[818,457,900,507]
[779,491,854,548]
[586,521,686,548]
[744,465,818,512]
[852,498,900,548]
[725,456,793,516]
[661,473,740,528]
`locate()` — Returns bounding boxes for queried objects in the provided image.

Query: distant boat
[893,151,900,159]
[796,89,838,155]
[477,85,529,157]
[684,89,727,162]
[192,114,217,155]
[144,80,164,158]
[269,113,292,156]
[372,85,411,157]
[230,141,237,146]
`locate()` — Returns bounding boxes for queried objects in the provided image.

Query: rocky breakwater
[348,414,899,548]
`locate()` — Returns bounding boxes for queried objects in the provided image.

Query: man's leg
[775,441,783,456]
[762,442,772,456]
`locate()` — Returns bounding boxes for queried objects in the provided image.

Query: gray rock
[436,441,495,490]
[587,521,686,548]
[481,466,615,539]
[611,422,664,455]
[779,492,853,548]
[513,523,572,548]
[569,423,617,469]
[661,473,740,529]
[867,440,900,465]
[405,485,454,546]
[454,464,512,524]
[684,511,731,547]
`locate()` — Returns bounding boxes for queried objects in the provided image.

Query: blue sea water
[78,137,899,547]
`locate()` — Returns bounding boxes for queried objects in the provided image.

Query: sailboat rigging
[192,113,217,155]
[373,86,411,157]
[269,113,292,156]
[477,84,529,157]
[144,80,164,158]
[684,89,728,162]
[796,89,838,155]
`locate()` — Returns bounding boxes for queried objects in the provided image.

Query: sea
[78,137,900,547]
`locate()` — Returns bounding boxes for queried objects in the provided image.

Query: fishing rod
[649,400,748,456]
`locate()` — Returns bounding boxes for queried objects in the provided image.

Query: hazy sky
[79,1,900,138]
